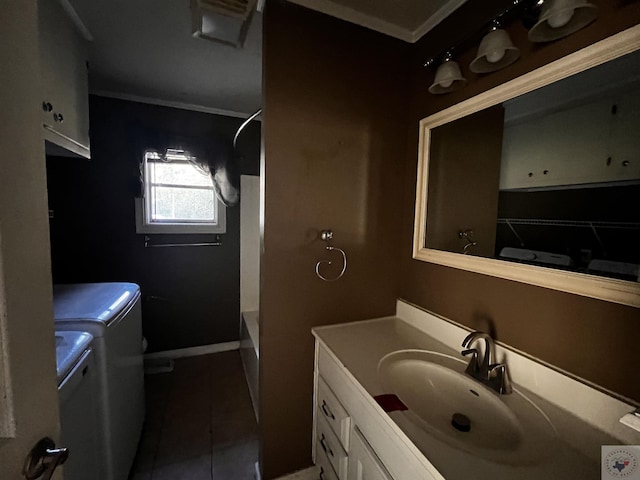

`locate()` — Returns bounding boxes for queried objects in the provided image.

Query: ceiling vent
[190,0,258,48]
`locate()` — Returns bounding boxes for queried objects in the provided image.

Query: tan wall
[401,0,640,403]
[261,2,410,478]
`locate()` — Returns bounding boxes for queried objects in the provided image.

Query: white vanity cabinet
[312,305,640,480]
[38,0,91,158]
[313,340,441,480]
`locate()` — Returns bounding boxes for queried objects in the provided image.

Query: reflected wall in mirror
[414,25,640,308]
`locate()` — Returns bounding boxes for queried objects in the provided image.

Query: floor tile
[211,440,259,480]
[129,472,152,480]
[129,351,258,480]
[151,454,212,480]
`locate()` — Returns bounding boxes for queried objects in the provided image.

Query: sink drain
[451,413,471,432]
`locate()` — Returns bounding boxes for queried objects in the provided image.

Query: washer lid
[53,282,140,324]
[55,330,93,383]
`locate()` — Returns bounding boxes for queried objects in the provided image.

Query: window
[135,149,226,234]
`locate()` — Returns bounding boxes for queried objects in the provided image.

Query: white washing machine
[53,283,145,480]
[55,331,102,480]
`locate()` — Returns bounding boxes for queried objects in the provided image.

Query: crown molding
[409,0,466,43]
[286,0,466,43]
[90,90,260,120]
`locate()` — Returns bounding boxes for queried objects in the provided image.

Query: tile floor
[129,351,259,480]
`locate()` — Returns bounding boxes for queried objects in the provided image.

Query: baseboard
[144,357,175,375]
[144,341,240,360]
[273,466,319,480]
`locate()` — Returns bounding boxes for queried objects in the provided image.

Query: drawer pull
[320,434,334,458]
[321,400,336,420]
[320,466,326,480]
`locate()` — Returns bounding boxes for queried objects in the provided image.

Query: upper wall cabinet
[38,0,90,158]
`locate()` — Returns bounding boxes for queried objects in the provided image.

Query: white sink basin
[378,349,557,465]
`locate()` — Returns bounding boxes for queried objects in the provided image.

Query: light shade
[470,29,520,74]
[528,0,597,43]
[429,60,467,94]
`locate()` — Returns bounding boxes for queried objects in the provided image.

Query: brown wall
[261,2,410,478]
[401,0,640,403]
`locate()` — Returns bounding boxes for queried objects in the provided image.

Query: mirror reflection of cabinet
[610,89,640,178]
[413,25,640,308]
[500,89,640,190]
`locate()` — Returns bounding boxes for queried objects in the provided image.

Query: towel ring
[315,230,347,282]
[459,229,478,255]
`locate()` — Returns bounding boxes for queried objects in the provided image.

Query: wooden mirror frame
[413,24,640,308]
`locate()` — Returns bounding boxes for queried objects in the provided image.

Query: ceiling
[68,0,263,116]
[287,0,467,43]
[66,0,466,115]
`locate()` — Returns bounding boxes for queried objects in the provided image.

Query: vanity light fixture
[528,0,597,43]
[470,24,520,73]
[423,0,596,92]
[423,0,530,90]
[428,54,467,95]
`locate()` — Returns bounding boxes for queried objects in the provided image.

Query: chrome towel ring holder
[315,230,347,282]
[459,229,478,254]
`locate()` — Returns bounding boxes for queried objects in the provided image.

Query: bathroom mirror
[414,25,640,308]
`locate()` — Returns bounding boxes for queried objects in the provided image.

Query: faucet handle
[488,363,513,394]
[462,348,479,375]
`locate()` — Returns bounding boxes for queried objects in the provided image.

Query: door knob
[23,437,69,480]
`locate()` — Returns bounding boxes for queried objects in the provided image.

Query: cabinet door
[500,98,611,189]
[609,88,640,181]
[38,0,90,157]
[348,428,393,480]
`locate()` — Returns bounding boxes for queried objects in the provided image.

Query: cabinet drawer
[317,414,348,480]
[316,441,339,480]
[318,376,351,450]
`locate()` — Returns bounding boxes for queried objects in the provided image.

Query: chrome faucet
[461,331,512,394]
